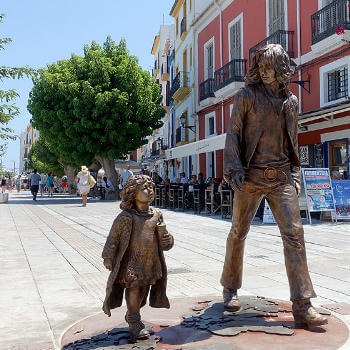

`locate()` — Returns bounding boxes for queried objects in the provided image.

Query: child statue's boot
[125,312,150,341]
[223,287,241,312]
[292,299,328,327]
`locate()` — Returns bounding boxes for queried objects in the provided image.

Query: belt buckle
[264,168,278,181]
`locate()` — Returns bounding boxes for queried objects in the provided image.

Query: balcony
[199,78,215,103]
[161,63,169,81]
[180,17,187,39]
[170,71,191,105]
[311,0,350,51]
[213,59,247,99]
[249,30,294,64]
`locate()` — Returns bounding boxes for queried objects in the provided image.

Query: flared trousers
[220,171,316,301]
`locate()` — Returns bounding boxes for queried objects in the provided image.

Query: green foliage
[0,142,7,158]
[28,36,164,166]
[0,14,35,144]
[27,137,64,176]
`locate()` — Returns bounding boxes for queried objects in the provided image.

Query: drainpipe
[297,0,302,114]
[214,0,225,134]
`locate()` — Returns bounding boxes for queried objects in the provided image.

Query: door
[329,139,349,179]
[268,0,285,34]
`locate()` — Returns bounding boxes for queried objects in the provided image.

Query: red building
[196,0,350,180]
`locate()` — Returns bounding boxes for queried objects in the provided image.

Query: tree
[28,36,164,188]
[0,14,34,145]
[28,137,64,176]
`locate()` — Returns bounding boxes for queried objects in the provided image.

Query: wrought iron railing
[311,0,350,45]
[214,59,247,91]
[249,30,294,64]
[199,78,215,101]
[181,17,187,36]
[170,71,189,97]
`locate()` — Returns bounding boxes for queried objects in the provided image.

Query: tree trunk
[64,165,76,194]
[89,160,102,173]
[96,156,119,199]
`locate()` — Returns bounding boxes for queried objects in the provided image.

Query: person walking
[61,175,68,193]
[30,169,41,201]
[40,172,47,196]
[1,176,7,193]
[120,165,133,189]
[76,165,92,207]
[46,172,54,197]
[7,176,12,192]
[15,175,21,192]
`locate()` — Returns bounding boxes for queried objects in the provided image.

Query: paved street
[1,191,350,350]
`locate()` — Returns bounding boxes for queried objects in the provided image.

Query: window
[190,46,192,70]
[208,117,215,135]
[229,17,242,60]
[205,112,216,137]
[207,44,214,78]
[328,67,348,102]
[320,56,350,107]
[268,0,285,34]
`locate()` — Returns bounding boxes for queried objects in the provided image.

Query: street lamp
[180,113,196,132]
[289,59,311,94]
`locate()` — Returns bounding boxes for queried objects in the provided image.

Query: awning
[165,134,226,159]
[299,101,350,124]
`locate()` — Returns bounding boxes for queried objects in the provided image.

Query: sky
[1,0,173,170]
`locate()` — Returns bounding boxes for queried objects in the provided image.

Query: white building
[19,124,39,174]
[142,24,175,179]
[166,0,213,180]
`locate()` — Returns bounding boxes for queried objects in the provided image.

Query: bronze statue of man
[221,44,327,327]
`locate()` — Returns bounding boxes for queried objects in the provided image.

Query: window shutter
[230,20,241,60]
[269,0,284,34]
[207,45,214,78]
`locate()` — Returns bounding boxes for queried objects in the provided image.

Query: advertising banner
[332,180,350,219]
[302,168,335,212]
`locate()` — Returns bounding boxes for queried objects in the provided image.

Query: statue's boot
[223,288,241,312]
[125,312,150,341]
[292,299,328,327]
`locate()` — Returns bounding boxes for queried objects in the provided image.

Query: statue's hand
[104,258,113,271]
[224,168,244,191]
[160,232,172,248]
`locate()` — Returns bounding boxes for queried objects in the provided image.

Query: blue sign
[302,168,335,212]
[332,180,350,219]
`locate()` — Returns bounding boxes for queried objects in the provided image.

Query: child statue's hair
[120,175,154,210]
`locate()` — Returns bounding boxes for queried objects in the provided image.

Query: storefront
[298,103,350,180]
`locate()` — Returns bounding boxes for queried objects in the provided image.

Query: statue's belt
[249,166,290,182]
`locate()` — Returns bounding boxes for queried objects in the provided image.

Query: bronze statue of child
[102,175,174,340]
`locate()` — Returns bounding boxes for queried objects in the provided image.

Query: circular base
[61,296,349,350]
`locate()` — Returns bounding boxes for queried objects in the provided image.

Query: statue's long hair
[120,175,154,210]
[245,44,292,95]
